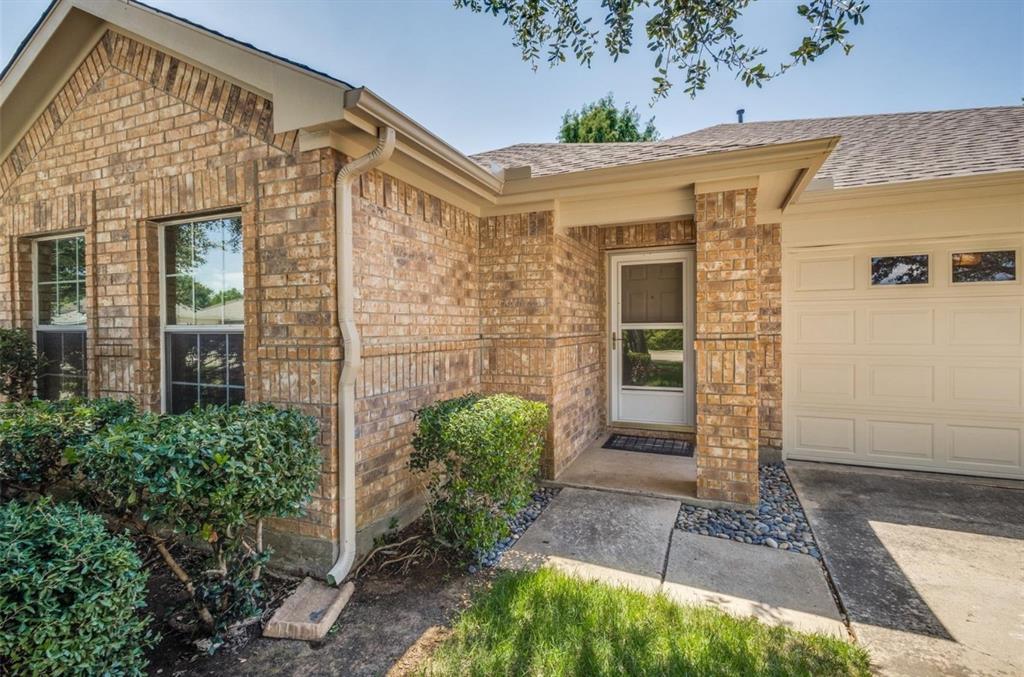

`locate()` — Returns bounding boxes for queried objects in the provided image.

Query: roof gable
[1,29,298,195]
[1,0,352,162]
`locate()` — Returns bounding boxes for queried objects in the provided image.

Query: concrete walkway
[502,486,846,637]
[789,462,1024,677]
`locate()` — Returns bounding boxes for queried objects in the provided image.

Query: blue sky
[2,0,1021,154]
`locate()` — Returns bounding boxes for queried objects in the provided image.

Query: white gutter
[326,126,396,586]
[341,88,504,193]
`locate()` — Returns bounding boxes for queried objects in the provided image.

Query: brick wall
[479,211,554,403]
[0,31,339,569]
[550,226,603,475]
[757,222,782,451]
[694,189,760,506]
[599,219,696,251]
[351,169,482,535]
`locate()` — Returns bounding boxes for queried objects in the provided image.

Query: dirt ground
[145,554,480,676]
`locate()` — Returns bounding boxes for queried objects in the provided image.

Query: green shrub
[0,328,41,402]
[410,393,548,558]
[79,403,322,633]
[0,499,154,676]
[0,397,137,496]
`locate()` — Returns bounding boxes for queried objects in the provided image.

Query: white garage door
[783,235,1023,479]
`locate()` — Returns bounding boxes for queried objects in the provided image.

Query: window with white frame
[34,234,87,399]
[161,215,245,413]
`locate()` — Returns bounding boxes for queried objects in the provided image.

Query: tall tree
[454,0,869,99]
[558,94,659,142]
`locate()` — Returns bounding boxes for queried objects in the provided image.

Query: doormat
[602,434,694,457]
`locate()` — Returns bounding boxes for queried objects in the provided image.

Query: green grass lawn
[419,568,871,676]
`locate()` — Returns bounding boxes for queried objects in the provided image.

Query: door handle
[611,331,616,350]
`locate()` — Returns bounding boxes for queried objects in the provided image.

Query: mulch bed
[143,485,562,675]
[142,532,480,676]
[139,540,301,675]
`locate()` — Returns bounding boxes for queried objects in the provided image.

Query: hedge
[79,402,322,633]
[0,397,137,497]
[0,499,154,676]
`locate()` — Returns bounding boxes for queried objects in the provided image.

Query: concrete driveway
[789,462,1024,676]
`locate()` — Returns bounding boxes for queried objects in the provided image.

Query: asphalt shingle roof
[468,138,770,178]
[471,106,1024,188]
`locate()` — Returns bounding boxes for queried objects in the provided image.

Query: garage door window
[951,250,1016,283]
[870,254,929,286]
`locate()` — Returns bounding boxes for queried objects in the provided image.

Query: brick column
[694,188,760,506]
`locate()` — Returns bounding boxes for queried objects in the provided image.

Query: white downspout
[327,126,396,586]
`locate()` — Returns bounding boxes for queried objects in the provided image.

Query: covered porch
[537,180,798,508]
[555,437,698,502]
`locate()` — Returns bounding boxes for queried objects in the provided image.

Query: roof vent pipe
[327,126,396,586]
[736,109,745,124]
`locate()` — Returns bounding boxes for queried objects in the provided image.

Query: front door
[610,249,696,427]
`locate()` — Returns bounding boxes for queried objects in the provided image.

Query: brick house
[2,0,1021,577]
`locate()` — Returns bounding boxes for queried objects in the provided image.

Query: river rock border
[676,463,821,558]
[471,486,560,572]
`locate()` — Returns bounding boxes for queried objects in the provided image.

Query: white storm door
[610,249,696,427]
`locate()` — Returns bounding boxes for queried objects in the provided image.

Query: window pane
[166,275,194,325]
[199,386,227,408]
[75,237,86,279]
[36,330,87,400]
[37,374,61,400]
[167,331,244,413]
[56,238,79,281]
[871,255,929,285]
[169,333,199,383]
[37,332,63,376]
[622,329,684,388]
[227,333,244,386]
[52,282,85,325]
[37,241,57,284]
[165,223,195,276]
[952,250,1016,283]
[37,283,58,324]
[170,384,199,414]
[58,377,86,399]
[199,333,227,385]
[164,217,244,326]
[193,220,224,325]
[61,332,85,377]
[222,295,244,324]
[223,218,244,324]
[621,262,683,323]
[193,277,223,324]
